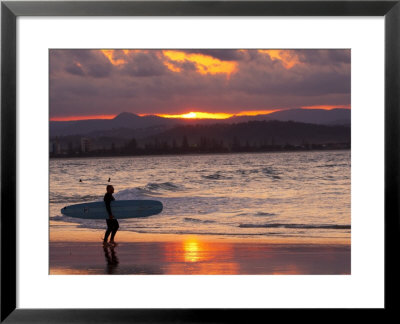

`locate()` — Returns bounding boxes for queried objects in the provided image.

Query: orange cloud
[259,50,300,69]
[162,50,238,77]
[301,105,350,110]
[101,49,150,66]
[163,61,181,73]
[101,50,127,66]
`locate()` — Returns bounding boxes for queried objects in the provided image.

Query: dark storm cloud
[86,63,112,78]
[121,51,167,77]
[296,49,351,65]
[65,63,85,76]
[50,49,351,118]
[229,65,350,97]
[52,49,113,78]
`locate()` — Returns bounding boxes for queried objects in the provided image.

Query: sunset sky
[49,49,350,121]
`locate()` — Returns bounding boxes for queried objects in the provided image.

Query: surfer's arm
[104,196,114,218]
[105,203,113,218]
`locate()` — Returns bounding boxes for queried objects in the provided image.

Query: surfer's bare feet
[103,241,109,246]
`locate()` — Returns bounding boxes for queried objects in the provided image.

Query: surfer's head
[106,185,114,194]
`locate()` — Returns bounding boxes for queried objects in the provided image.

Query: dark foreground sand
[50,239,350,275]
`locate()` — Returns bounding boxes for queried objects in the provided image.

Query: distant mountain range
[50,108,350,138]
[229,108,350,126]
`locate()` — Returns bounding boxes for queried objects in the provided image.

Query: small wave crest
[236,211,276,217]
[114,187,156,199]
[316,163,349,168]
[261,167,281,180]
[255,212,276,217]
[115,182,184,199]
[50,194,101,204]
[202,172,232,180]
[239,223,351,229]
[184,217,216,224]
[236,169,260,175]
[145,182,183,192]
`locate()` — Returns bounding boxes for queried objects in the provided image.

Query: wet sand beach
[50,231,350,275]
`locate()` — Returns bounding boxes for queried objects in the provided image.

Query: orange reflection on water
[50,268,96,275]
[270,264,301,275]
[164,238,239,274]
[183,239,202,262]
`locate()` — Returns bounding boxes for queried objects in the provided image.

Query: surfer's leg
[110,219,119,242]
[104,219,113,242]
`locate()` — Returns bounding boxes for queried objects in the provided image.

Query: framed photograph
[1,0,399,322]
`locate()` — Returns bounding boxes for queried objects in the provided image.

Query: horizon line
[50,106,350,122]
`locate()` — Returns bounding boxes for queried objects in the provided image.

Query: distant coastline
[50,118,351,159]
[50,144,350,159]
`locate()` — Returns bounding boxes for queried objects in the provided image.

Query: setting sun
[158,112,234,119]
[182,112,197,119]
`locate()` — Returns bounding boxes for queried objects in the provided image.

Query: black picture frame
[1,0,399,322]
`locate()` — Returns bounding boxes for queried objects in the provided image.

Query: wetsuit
[104,192,119,242]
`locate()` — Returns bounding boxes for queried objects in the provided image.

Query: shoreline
[50,227,350,245]
[49,148,350,160]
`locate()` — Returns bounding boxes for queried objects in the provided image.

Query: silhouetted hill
[50,112,175,137]
[50,109,350,137]
[231,108,350,125]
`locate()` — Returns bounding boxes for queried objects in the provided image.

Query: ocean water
[50,151,351,241]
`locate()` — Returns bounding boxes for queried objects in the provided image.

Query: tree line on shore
[50,120,351,158]
[50,135,350,158]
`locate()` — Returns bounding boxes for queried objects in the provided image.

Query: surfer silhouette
[103,185,119,246]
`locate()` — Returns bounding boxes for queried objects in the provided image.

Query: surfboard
[60,200,163,219]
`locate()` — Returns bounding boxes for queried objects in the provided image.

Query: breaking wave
[114,182,185,199]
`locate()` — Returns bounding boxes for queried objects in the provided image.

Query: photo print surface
[49,49,351,275]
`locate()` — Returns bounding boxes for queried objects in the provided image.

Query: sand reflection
[103,245,119,274]
[163,238,239,274]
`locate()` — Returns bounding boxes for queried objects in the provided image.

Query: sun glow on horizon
[51,106,350,122]
[158,112,234,119]
[235,109,282,116]
[50,115,116,122]
[157,110,283,119]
